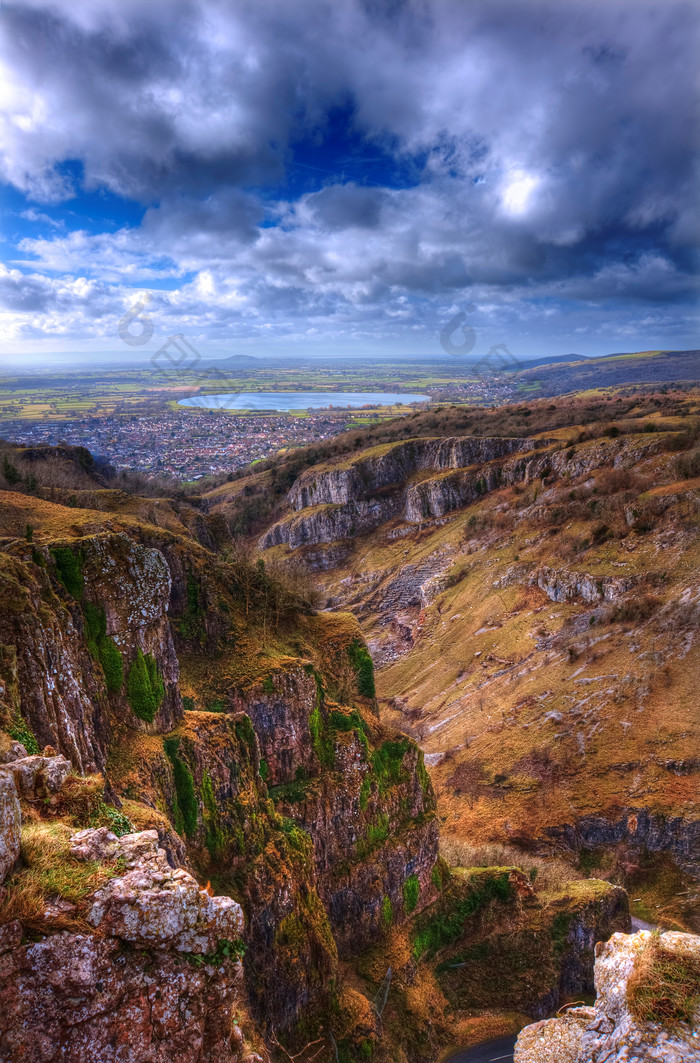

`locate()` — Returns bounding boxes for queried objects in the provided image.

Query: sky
[0,0,698,366]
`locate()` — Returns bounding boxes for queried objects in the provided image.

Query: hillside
[0,451,634,1062]
[513,349,700,397]
[216,387,700,934]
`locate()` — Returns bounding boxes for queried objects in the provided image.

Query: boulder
[0,770,21,882]
[514,929,700,1063]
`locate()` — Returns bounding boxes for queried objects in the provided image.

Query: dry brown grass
[439,837,582,892]
[0,820,120,932]
[627,935,700,1029]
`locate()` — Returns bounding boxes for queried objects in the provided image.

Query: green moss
[412,871,514,960]
[347,638,375,698]
[416,752,431,800]
[127,649,163,722]
[51,546,84,599]
[163,738,198,839]
[234,714,257,759]
[269,767,311,804]
[279,816,313,860]
[201,770,224,859]
[403,874,420,914]
[262,675,275,694]
[371,739,409,793]
[551,911,572,954]
[8,714,40,755]
[356,813,389,859]
[259,758,270,782]
[83,601,122,689]
[178,572,206,641]
[381,895,393,929]
[309,702,334,769]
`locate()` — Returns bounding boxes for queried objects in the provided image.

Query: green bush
[309,703,334,769]
[347,639,375,698]
[403,874,420,914]
[51,546,84,599]
[91,800,135,837]
[127,649,163,722]
[99,637,124,693]
[164,738,198,838]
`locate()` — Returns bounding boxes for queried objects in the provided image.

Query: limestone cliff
[514,929,700,1063]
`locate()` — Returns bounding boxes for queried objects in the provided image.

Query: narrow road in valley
[443,1034,518,1063]
[630,915,657,933]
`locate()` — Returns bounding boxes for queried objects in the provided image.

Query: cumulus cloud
[0,0,697,354]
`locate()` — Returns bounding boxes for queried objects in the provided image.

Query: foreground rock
[514,929,700,1063]
[0,828,259,1063]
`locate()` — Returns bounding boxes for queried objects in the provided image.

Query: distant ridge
[515,348,700,396]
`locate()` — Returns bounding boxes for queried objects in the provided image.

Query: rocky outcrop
[287,437,532,510]
[76,828,244,952]
[0,746,70,883]
[79,533,182,734]
[231,664,319,785]
[274,719,440,952]
[0,552,109,773]
[533,566,638,604]
[0,533,182,772]
[514,930,700,1063]
[0,772,20,883]
[429,876,630,1020]
[260,498,403,550]
[0,827,258,1063]
[545,809,700,880]
[261,437,540,550]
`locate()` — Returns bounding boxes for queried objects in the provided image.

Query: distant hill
[515,348,700,395]
[211,353,259,365]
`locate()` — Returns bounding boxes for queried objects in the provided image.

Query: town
[3,406,383,480]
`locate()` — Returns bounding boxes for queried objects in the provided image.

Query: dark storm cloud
[0,0,698,351]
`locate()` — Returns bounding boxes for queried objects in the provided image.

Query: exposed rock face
[0,750,70,884]
[277,722,440,952]
[0,534,182,772]
[428,876,630,1021]
[0,552,108,772]
[546,809,700,881]
[0,772,20,883]
[77,828,244,952]
[232,664,318,785]
[287,437,532,511]
[0,825,259,1063]
[534,566,638,604]
[0,930,255,1063]
[261,437,539,550]
[80,533,182,734]
[514,930,700,1063]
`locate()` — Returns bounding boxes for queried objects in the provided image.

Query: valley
[0,379,698,1062]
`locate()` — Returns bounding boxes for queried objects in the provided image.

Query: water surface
[179,391,430,412]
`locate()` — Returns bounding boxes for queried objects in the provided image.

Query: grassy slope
[238,388,700,931]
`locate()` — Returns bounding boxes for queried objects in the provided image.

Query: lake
[178,391,430,412]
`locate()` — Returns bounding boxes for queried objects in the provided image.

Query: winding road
[443,1034,518,1063]
[442,920,654,1063]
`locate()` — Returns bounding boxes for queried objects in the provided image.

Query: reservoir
[179,391,430,412]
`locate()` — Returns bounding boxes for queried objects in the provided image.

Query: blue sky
[0,0,698,365]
